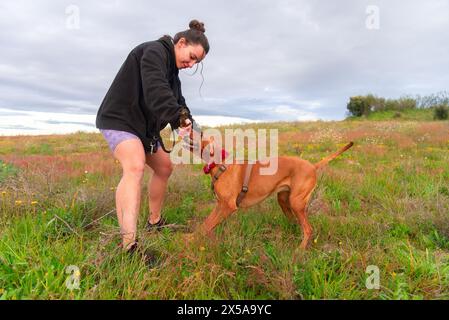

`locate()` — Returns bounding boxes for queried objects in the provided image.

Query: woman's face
[174,37,206,69]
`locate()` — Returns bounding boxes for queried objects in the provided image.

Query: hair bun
[189,19,205,33]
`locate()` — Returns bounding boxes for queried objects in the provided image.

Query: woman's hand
[178,119,192,138]
[179,106,192,138]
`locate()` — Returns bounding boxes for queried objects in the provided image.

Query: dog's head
[182,128,228,168]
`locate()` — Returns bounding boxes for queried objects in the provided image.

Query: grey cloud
[43,120,96,127]
[1,0,448,129]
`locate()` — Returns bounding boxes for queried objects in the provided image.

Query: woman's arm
[140,46,186,130]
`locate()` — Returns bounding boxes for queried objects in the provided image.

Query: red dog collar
[203,149,229,174]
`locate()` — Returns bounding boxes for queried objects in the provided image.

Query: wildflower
[31,201,38,205]
[15,200,22,205]
[313,238,318,244]
[110,187,115,191]
[245,249,251,255]
[1,191,6,196]
[84,170,88,174]
[199,246,205,252]
[391,272,397,278]
[338,241,342,246]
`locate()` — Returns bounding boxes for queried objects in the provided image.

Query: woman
[96,20,209,252]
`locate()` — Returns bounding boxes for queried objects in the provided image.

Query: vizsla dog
[181,127,353,249]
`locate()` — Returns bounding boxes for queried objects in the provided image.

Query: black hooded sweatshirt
[95,36,191,152]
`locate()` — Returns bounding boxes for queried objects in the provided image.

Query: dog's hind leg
[277,191,296,223]
[289,191,314,250]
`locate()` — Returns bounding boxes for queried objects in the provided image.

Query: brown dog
[183,129,353,249]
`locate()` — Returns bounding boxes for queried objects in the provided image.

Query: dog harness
[236,163,254,207]
[203,150,254,207]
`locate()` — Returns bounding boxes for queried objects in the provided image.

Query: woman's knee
[113,139,146,180]
[123,162,146,180]
[145,147,174,179]
[154,162,173,179]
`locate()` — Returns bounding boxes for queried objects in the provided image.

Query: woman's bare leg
[113,139,146,250]
[145,146,173,224]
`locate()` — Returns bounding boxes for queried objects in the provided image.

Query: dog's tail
[314,142,354,170]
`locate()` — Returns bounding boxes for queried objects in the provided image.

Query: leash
[152,107,253,207]
[155,107,196,154]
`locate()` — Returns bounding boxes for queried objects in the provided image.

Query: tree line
[347,91,449,120]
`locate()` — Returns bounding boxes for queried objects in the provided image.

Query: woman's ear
[178,37,187,47]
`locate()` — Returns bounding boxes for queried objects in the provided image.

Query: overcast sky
[1,0,448,135]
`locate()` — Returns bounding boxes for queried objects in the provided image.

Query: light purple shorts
[100,129,140,153]
[100,129,161,153]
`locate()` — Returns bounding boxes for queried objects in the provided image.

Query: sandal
[145,216,167,232]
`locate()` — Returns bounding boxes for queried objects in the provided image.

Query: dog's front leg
[198,201,236,236]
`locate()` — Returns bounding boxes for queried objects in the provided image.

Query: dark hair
[173,19,210,54]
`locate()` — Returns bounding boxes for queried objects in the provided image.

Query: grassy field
[0,119,448,299]
[346,107,438,121]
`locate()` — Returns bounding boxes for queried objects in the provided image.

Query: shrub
[365,94,385,112]
[347,94,417,117]
[416,91,449,109]
[433,104,449,120]
[347,96,371,117]
[396,97,417,110]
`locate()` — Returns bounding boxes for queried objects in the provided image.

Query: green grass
[0,160,18,184]
[347,108,438,121]
[0,120,448,299]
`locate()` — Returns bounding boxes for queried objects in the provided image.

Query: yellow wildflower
[31,201,38,205]
[199,246,206,251]
[15,200,22,205]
